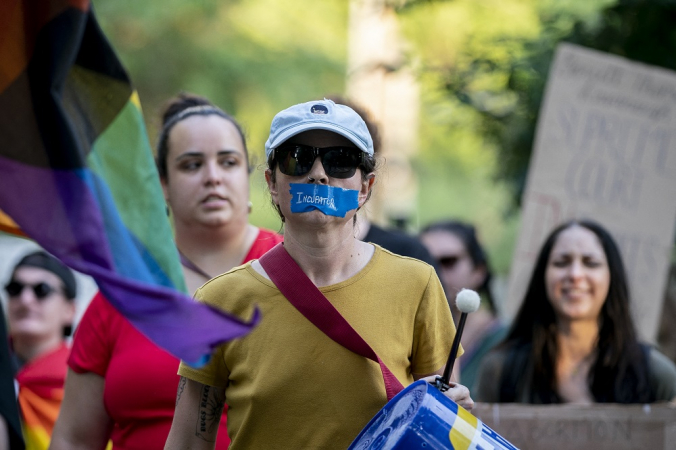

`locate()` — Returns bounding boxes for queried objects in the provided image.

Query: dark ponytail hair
[156,92,250,180]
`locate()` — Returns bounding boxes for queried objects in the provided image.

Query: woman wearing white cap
[165,99,473,450]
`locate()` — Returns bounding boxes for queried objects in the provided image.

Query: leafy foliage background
[94,0,676,274]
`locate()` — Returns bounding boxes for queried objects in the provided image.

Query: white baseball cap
[264,99,374,160]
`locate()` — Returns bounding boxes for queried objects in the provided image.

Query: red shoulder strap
[259,243,404,401]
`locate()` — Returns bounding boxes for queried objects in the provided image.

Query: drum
[349,380,518,450]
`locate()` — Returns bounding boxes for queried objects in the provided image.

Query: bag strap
[259,243,404,401]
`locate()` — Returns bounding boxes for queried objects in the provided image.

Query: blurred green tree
[403,0,676,209]
[95,0,348,154]
[97,0,673,273]
[94,0,349,230]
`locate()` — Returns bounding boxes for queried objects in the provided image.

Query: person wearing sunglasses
[5,250,76,450]
[166,99,473,450]
[419,220,507,391]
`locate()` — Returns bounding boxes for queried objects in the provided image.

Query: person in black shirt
[0,303,24,450]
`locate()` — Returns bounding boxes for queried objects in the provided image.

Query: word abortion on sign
[474,402,676,450]
[505,43,676,342]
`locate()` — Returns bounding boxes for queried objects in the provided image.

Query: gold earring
[247,201,253,213]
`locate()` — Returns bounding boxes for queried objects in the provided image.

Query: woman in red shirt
[51,94,282,450]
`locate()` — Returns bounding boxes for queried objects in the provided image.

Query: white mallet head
[455,288,481,313]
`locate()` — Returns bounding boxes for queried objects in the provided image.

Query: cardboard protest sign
[505,43,676,341]
[474,402,676,450]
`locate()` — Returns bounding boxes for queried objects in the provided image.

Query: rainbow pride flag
[16,344,69,450]
[0,0,259,366]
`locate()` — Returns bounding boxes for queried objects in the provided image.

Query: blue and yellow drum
[349,380,518,450]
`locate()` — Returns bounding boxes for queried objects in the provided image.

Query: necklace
[178,249,212,280]
[177,226,259,280]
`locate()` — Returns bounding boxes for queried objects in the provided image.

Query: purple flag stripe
[71,264,260,363]
[0,155,258,363]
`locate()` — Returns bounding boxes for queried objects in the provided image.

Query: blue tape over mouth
[289,183,359,218]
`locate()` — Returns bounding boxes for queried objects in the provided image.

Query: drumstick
[435,288,481,392]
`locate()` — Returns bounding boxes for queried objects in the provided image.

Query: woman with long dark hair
[475,219,676,403]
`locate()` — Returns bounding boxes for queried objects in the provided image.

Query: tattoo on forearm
[195,385,225,442]
[176,377,187,407]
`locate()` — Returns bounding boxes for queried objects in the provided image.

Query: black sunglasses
[5,281,59,300]
[437,255,464,270]
[273,143,364,179]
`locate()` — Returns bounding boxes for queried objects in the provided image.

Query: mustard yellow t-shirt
[179,245,459,449]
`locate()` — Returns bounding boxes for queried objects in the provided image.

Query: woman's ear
[358,173,375,206]
[160,176,170,203]
[469,264,488,291]
[265,169,278,199]
[61,300,76,330]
